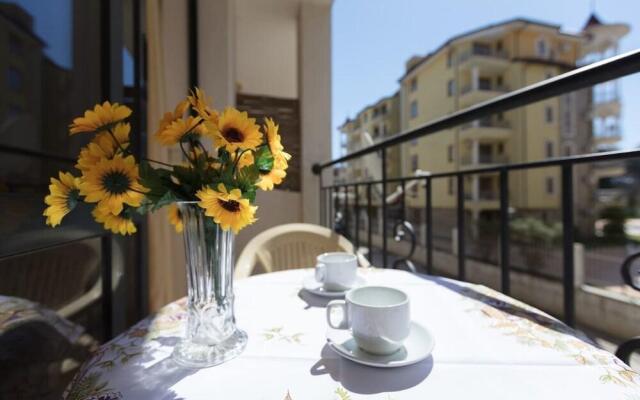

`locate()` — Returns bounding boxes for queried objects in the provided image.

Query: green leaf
[254,146,274,173]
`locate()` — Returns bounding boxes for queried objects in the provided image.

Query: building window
[373,126,380,137]
[448,177,454,195]
[447,79,455,97]
[545,141,554,158]
[382,124,387,135]
[381,104,387,115]
[410,77,418,92]
[7,67,23,91]
[447,145,454,162]
[497,142,504,154]
[411,154,418,171]
[9,34,22,56]
[545,106,553,123]
[496,40,503,53]
[446,52,453,68]
[545,177,554,194]
[410,100,418,119]
[363,113,368,122]
[536,38,548,58]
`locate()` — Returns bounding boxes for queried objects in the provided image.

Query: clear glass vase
[172,202,247,368]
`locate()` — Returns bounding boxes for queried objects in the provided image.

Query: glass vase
[172,202,247,368]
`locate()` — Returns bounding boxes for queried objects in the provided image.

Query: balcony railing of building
[460,83,510,95]
[458,47,509,64]
[312,49,640,329]
[460,118,511,130]
[460,153,509,166]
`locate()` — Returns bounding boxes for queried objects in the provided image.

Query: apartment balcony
[593,126,622,145]
[459,83,510,108]
[458,47,510,73]
[459,118,511,140]
[460,153,509,168]
[592,91,621,118]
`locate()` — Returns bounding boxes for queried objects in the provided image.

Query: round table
[64,269,640,399]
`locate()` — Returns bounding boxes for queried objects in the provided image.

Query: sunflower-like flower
[156,116,205,146]
[256,118,290,191]
[154,99,190,138]
[167,204,184,233]
[69,102,132,135]
[92,205,137,235]
[76,123,130,171]
[214,108,262,152]
[188,87,219,126]
[257,166,287,191]
[43,172,82,227]
[196,184,257,233]
[264,118,291,168]
[80,154,148,215]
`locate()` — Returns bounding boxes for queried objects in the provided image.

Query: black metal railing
[313,49,640,328]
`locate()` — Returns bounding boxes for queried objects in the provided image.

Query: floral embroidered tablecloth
[64,269,640,400]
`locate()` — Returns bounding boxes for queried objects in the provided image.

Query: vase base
[172,328,248,368]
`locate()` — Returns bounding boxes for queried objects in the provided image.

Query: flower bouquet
[44,87,290,367]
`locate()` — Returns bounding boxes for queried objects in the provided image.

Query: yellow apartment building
[397,18,588,226]
[338,91,401,185]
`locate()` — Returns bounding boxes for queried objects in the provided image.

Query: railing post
[562,164,575,327]
[499,169,510,294]
[382,148,388,268]
[354,184,360,249]
[425,177,433,274]
[344,186,350,238]
[367,184,373,263]
[457,175,465,280]
[329,187,334,230]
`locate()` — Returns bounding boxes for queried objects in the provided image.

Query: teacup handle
[326,300,349,329]
[315,262,326,282]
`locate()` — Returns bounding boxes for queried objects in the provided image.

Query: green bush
[510,217,562,245]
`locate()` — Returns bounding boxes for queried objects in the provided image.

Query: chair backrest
[235,223,368,279]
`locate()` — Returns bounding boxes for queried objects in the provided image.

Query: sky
[331,0,640,158]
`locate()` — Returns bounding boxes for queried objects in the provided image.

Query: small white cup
[315,252,358,292]
[326,286,410,355]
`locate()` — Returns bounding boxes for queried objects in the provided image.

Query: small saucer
[326,321,435,368]
[302,275,366,298]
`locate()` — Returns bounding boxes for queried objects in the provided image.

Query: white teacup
[315,252,357,292]
[326,286,410,355]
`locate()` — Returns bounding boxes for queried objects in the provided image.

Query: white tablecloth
[64,269,640,399]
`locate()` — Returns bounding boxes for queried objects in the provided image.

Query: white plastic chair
[235,223,370,279]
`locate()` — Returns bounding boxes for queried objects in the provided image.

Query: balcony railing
[458,47,509,64]
[313,49,640,329]
[460,153,509,166]
[460,118,511,130]
[460,83,510,95]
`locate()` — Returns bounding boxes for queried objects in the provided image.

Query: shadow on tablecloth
[309,344,433,394]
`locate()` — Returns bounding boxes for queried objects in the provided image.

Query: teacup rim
[345,286,409,309]
[317,252,357,263]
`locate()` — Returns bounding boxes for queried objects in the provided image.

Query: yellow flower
[155,115,205,146]
[76,123,130,171]
[80,154,148,215]
[214,108,262,152]
[196,184,257,234]
[154,99,190,139]
[232,151,254,170]
[167,204,183,233]
[69,102,132,135]
[256,118,290,191]
[188,87,219,126]
[257,166,287,191]
[92,205,137,235]
[264,118,291,168]
[43,172,81,227]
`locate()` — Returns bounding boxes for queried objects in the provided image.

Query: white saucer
[302,275,366,298]
[326,321,435,368]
